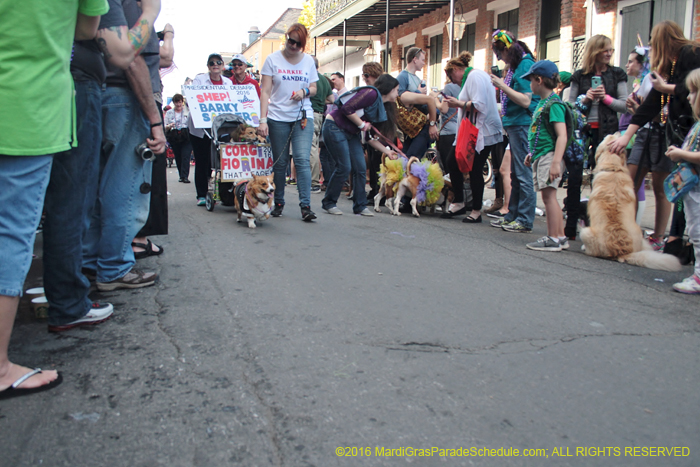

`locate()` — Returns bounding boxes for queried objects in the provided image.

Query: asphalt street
[2,167,699,467]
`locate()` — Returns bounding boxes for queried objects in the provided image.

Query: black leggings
[447,144,497,210]
[490,139,508,200]
[189,133,212,199]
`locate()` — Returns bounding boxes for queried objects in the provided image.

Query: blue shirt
[502,54,540,128]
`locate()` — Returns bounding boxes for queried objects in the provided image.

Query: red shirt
[232,73,261,98]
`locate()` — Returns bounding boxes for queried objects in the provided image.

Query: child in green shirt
[522,60,569,252]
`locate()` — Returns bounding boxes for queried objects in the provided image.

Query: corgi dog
[233,175,275,228]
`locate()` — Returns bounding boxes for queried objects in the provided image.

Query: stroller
[205,114,272,212]
[205,114,246,211]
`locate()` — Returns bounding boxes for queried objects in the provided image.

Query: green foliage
[299,0,315,28]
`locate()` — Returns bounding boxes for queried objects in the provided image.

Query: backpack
[541,97,588,164]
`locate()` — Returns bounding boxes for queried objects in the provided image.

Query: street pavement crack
[371,331,691,355]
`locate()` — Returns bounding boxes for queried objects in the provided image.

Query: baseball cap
[521,60,559,80]
[207,53,223,64]
[230,54,249,66]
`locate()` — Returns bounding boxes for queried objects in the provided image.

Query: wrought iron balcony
[316,0,358,24]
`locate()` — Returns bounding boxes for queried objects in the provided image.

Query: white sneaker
[48,303,114,332]
[323,206,343,215]
[672,275,700,294]
[356,208,374,217]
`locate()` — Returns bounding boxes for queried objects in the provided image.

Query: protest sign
[220,143,274,182]
[183,85,260,129]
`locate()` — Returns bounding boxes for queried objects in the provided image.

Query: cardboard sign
[182,85,261,129]
[220,143,274,182]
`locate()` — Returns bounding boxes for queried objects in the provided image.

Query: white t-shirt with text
[261,51,318,122]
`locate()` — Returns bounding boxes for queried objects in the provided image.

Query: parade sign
[220,143,274,182]
[183,85,260,129]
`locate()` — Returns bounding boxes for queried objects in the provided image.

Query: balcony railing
[316,0,359,24]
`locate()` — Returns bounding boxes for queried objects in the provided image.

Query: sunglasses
[363,73,371,78]
[287,37,302,48]
[231,62,246,67]
[208,60,223,66]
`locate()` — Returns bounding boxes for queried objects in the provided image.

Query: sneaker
[48,303,114,332]
[526,236,562,252]
[323,206,343,215]
[490,217,509,228]
[559,238,570,250]
[271,203,284,217]
[182,179,191,184]
[320,184,327,192]
[502,221,532,233]
[672,275,700,294]
[96,269,158,291]
[311,186,322,194]
[356,208,374,217]
[287,178,297,186]
[648,236,665,251]
[300,205,316,222]
[196,197,206,206]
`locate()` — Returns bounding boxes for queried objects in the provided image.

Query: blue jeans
[503,125,535,229]
[321,119,368,213]
[404,123,432,159]
[0,155,53,297]
[320,143,336,187]
[44,80,102,324]
[83,86,152,283]
[268,118,313,207]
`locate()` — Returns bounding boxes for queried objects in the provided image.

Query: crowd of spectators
[2,10,699,401]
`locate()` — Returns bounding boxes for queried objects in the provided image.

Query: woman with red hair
[257,23,319,221]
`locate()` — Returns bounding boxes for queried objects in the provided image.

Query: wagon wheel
[482,158,493,185]
[206,192,215,211]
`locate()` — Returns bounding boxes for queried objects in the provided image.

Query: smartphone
[591,76,602,89]
[420,80,427,87]
[491,66,501,77]
[157,30,165,41]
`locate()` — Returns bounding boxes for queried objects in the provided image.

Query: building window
[458,23,476,55]
[539,0,561,64]
[497,8,519,38]
[402,44,415,69]
[429,34,444,88]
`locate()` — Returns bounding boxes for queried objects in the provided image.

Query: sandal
[0,369,63,400]
[132,240,164,259]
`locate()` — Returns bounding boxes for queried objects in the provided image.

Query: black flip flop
[132,240,164,259]
[0,370,63,401]
[462,214,482,223]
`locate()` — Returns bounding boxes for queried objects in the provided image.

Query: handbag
[664,162,699,203]
[454,112,478,173]
[166,127,189,144]
[396,95,428,139]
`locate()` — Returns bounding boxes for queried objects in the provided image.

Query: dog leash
[369,125,408,160]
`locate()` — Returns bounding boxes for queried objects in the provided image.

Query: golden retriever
[580,134,681,271]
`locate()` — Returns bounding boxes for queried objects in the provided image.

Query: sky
[155,0,305,101]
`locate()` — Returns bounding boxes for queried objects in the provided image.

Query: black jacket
[572,66,628,138]
[630,45,700,143]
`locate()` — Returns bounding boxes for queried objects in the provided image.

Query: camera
[135,142,156,162]
[157,30,165,41]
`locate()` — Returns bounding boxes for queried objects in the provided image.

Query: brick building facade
[312,0,700,89]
